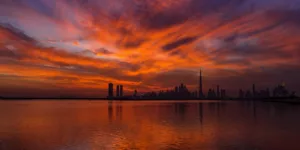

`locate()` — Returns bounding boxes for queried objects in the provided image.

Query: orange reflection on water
[0,100,300,150]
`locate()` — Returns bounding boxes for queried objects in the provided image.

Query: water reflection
[116,102,123,121]
[198,103,203,125]
[108,101,113,123]
[174,103,187,120]
[0,100,300,150]
[253,102,257,121]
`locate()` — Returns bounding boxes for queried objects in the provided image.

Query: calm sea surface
[0,100,300,150]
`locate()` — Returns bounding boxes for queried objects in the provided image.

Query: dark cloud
[0,49,20,59]
[211,44,295,66]
[115,27,148,49]
[233,45,292,59]
[119,38,146,49]
[23,0,56,19]
[79,50,97,57]
[189,0,246,16]
[266,9,300,26]
[118,62,141,72]
[94,48,114,55]
[169,49,187,58]
[38,57,143,82]
[80,48,114,57]
[141,11,188,30]
[213,57,251,66]
[162,36,198,51]
[240,21,283,37]
[0,23,36,43]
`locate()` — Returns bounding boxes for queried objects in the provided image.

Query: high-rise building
[116,85,120,97]
[245,90,252,98]
[207,89,213,99]
[252,84,256,98]
[199,69,204,98]
[217,85,220,98]
[239,89,244,99]
[221,89,226,99]
[108,83,114,98]
[134,89,138,97]
[175,86,179,93]
[120,85,123,97]
[180,83,184,92]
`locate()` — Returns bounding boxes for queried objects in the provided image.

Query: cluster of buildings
[107,69,296,100]
[141,83,197,100]
[139,70,227,100]
[107,83,124,99]
[239,83,296,99]
[107,69,227,100]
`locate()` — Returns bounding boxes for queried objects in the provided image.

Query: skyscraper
[120,85,123,97]
[217,85,220,98]
[134,89,138,97]
[239,89,244,99]
[175,86,179,93]
[221,89,226,99]
[199,69,204,99]
[116,85,120,97]
[108,83,114,98]
[252,84,256,98]
[180,83,184,92]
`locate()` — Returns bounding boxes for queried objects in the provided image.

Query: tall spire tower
[199,69,203,99]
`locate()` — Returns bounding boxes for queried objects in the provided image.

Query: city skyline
[1,0,300,98]
[107,69,297,100]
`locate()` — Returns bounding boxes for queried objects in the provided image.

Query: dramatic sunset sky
[0,0,300,98]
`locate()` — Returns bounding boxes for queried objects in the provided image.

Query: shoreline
[0,97,299,104]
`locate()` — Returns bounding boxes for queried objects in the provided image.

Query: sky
[0,0,300,98]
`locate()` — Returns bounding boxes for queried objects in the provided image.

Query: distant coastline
[1,96,299,104]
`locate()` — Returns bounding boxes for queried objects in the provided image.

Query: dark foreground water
[0,100,300,150]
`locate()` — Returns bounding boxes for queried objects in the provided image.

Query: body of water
[0,100,300,150]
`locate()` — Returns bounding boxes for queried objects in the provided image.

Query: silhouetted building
[192,91,198,98]
[266,88,270,98]
[245,90,252,99]
[212,89,216,98]
[120,85,123,97]
[221,89,226,99]
[140,83,195,100]
[199,69,204,99]
[273,84,289,98]
[217,85,220,98]
[240,83,297,99]
[108,83,114,98]
[239,89,244,99]
[134,89,138,97]
[255,88,271,99]
[252,84,256,98]
[175,86,179,93]
[180,83,184,93]
[207,88,217,99]
[116,85,120,97]
[140,69,202,100]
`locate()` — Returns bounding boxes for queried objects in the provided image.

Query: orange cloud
[1,0,300,97]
